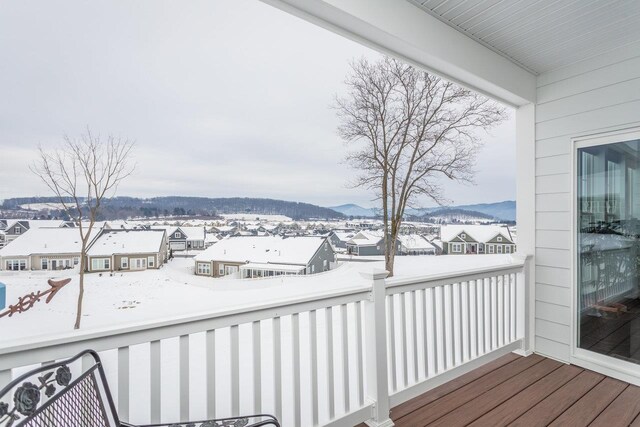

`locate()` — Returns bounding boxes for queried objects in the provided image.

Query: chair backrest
[0,350,120,427]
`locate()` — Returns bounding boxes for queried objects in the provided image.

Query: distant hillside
[420,208,497,223]
[329,200,516,222]
[2,196,345,221]
[329,204,378,218]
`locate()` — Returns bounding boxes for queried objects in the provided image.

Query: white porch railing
[0,256,530,427]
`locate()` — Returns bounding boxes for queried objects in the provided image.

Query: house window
[41,259,48,270]
[219,266,224,276]
[174,232,180,238]
[121,257,129,269]
[497,236,503,242]
[197,262,211,275]
[323,259,329,271]
[452,243,462,253]
[497,245,503,254]
[460,233,466,239]
[148,256,155,268]
[15,226,21,234]
[91,258,110,270]
[73,257,79,265]
[311,265,315,273]
[6,260,26,270]
[488,245,494,254]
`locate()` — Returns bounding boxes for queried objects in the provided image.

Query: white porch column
[515,103,536,355]
[363,269,394,427]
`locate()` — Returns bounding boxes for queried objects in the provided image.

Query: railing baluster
[387,294,397,392]
[411,291,419,384]
[0,370,10,390]
[252,321,261,414]
[446,284,454,370]
[355,302,364,408]
[439,285,447,371]
[292,313,301,427]
[510,273,516,342]
[309,310,319,426]
[498,276,504,348]
[454,282,462,366]
[422,289,430,378]
[230,325,240,416]
[491,276,500,350]
[434,287,443,374]
[463,281,470,363]
[478,279,485,355]
[180,335,190,421]
[486,277,493,351]
[340,304,350,414]
[400,292,408,388]
[118,346,130,420]
[150,340,161,423]
[273,317,282,422]
[206,330,216,419]
[326,307,335,420]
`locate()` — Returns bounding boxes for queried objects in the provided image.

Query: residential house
[194,235,335,278]
[163,226,206,251]
[0,227,100,271]
[86,229,168,272]
[397,234,437,255]
[440,225,516,255]
[346,231,401,256]
[327,231,355,252]
[3,220,30,244]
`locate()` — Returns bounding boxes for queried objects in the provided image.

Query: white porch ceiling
[406,0,640,74]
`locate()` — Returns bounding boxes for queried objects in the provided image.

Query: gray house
[164,226,206,251]
[345,231,401,256]
[3,220,30,244]
[440,225,516,255]
[194,235,336,278]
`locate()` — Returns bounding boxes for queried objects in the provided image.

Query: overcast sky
[0,0,515,208]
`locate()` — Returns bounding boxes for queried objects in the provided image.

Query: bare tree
[335,57,506,276]
[31,129,135,329]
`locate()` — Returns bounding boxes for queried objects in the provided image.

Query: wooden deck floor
[360,353,640,427]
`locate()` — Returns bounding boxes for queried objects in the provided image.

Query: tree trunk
[74,252,86,329]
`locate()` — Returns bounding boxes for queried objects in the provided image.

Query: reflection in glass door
[578,138,640,363]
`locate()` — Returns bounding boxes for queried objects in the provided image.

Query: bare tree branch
[335,56,507,276]
[30,128,135,329]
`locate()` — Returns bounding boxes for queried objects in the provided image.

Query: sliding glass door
[577,137,640,363]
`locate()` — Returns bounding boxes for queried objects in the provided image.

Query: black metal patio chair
[0,350,279,427]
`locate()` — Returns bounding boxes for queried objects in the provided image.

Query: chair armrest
[128,414,280,427]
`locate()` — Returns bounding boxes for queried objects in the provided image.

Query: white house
[194,235,336,278]
[397,234,437,255]
[86,229,168,272]
[0,227,100,271]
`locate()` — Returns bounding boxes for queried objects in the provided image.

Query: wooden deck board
[362,353,640,427]
[393,354,544,426]
[467,364,583,427]
[510,370,605,427]
[427,358,563,426]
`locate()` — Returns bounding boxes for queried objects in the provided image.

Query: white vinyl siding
[534,45,640,362]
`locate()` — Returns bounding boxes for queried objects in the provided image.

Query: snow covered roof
[346,230,384,246]
[87,229,166,256]
[398,234,436,250]
[332,231,355,242]
[0,227,100,257]
[194,235,329,265]
[177,226,205,240]
[440,225,513,243]
[23,220,66,229]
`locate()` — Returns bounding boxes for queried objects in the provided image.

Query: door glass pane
[578,138,640,363]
